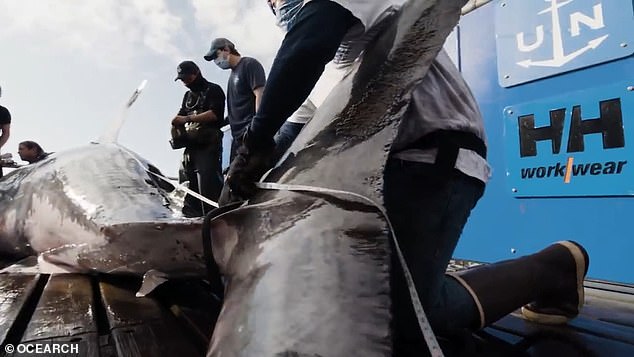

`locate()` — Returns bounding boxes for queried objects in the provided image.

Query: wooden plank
[585,280,634,296]
[99,279,203,357]
[98,279,165,328]
[21,274,97,342]
[0,274,42,345]
[110,322,203,357]
[444,268,634,355]
[490,313,634,356]
[514,285,634,346]
[153,281,221,348]
[583,289,634,329]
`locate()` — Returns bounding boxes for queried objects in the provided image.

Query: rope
[145,168,219,208]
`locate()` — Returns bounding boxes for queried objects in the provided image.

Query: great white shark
[0,144,205,276]
[0,0,468,354]
[0,82,207,278]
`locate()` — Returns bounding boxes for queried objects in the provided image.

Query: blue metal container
[454,0,634,284]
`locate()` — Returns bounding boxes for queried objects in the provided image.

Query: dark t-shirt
[178,80,226,120]
[227,57,266,139]
[0,105,11,125]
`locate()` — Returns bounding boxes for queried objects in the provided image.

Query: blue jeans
[273,121,305,162]
[383,158,484,353]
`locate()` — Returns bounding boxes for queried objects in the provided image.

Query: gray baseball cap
[204,38,235,61]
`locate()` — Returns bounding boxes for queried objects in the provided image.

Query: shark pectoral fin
[136,269,170,297]
[0,255,77,274]
[208,190,392,356]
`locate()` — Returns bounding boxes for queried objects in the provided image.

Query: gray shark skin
[207,0,464,356]
[0,143,205,277]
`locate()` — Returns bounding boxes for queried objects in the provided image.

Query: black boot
[448,240,589,329]
[520,241,589,324]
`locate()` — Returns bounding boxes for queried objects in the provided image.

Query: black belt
[400,130,487,171]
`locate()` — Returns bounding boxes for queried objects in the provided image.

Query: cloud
[0,0,284,71]
[0,0,184,67]
[192,0,284,70]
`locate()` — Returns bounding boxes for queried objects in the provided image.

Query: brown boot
[448,240,589,329]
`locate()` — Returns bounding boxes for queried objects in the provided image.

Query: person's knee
[425,295,480,337]
[427,306,461,336]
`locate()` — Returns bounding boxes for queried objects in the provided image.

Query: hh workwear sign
[504,81,633,197]
[495,0,634,87]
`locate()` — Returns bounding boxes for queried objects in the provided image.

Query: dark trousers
[383,158,485,355]
[180,144,223,217]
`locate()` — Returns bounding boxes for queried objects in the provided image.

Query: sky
[0,0,493,177]
[0,0,284,176]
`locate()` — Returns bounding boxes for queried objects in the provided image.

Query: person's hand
[0,161,20,168]
[172,115,189,126]
[218,129,276,205]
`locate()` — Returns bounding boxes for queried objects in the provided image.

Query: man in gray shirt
[204,38,266,162]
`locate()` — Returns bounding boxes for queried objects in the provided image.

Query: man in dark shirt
[0,86,12,178]
[203,38,266,162]
[172,61,226,217]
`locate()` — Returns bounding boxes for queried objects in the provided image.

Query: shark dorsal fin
[98,80,148,144]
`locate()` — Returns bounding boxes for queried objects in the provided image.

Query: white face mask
[214,51,231,70]
[273,0,303,32]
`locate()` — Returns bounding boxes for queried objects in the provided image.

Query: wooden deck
[0,274,220,357]
[440,279,634,357]
[0,272,633,356]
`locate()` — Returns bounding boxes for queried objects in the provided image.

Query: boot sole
[520,241,588,324]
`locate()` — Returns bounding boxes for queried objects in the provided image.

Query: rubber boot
[448,241,589,329]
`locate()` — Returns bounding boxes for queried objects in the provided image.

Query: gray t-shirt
[391,50,490,183]
[227,57,266,139]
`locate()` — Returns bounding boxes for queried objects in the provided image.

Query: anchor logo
[515,0,609,68]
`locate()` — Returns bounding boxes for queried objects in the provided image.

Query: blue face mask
[273,0,303,32]
[214,51,231,70]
